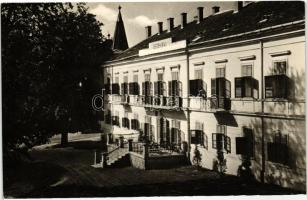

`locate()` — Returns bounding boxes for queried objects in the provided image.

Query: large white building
[101,1,306,191]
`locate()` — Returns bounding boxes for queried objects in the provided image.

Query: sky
[87,1,238,47]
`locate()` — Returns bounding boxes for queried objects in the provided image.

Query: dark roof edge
[104,20,305,67]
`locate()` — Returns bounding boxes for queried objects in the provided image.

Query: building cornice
[103,20,304,68]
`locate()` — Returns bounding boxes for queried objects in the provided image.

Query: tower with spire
[113,6,129,51]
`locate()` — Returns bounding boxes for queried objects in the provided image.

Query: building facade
[101,2,306,191]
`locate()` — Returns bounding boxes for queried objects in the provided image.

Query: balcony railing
[121,95,130,105]
[144,96,183,109]
[209,96,231,111]
[188,96,230,111]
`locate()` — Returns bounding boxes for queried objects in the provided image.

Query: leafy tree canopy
[2,3,113,150]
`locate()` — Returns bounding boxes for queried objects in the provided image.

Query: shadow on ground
[23,174,302,198]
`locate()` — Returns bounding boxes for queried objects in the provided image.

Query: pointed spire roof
[113,5,129,51]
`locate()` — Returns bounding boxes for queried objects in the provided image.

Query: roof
[110,1,305,62]
[113,6,129,51]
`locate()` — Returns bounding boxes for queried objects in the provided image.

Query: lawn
[3,135,304,197]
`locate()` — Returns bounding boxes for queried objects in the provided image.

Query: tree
[1,3,113,151]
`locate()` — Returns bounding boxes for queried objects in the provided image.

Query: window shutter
[154,82,158,96]
[122,118,125,127]
[211,79,216,96]
[212,133,217,149]
[166,120,170,143]
[225,136,231,153]
[191,130,196,144]
[243,127,254,156]
[204,133,208,149]
[150,82,153,96]
[236,137,246,154]
[121,83,124,95]
[225,79,231,98]
[131,119,134,129]
[168,81,172,96]
[178,81,182,96]
[162,82,167,96]
[118,117,121,127]
[235,77,242,98]
[141,123,145,133]
[150,125,154,141]
[190,80,196,96]
[142,82,145,95]
[265,76,273,98]
[127,119,130,129]
[253,78,259,99]
[157,118,161,142]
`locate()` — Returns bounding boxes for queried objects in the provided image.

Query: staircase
[93,142,129,168]
[106,146,129,167]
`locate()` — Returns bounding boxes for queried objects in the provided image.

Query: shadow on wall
[145,109,188,120]
[249,114,306,191]
[214,113,238,127]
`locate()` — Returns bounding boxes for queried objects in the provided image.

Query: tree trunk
[61,133,68,146]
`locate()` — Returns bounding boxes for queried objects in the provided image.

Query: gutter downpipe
[185,43,191,161]
[260,39,265,183]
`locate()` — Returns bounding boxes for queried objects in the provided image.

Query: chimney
[181,13,187,28]
[197,7,204,23]
[238,1,243,11]
[158,22,163,34]
[212,6,220,14]
[145,26,152,38]
[167,18,174,32]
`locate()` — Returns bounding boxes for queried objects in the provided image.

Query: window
[122,112,130,129]
[171,71,179,81]
[191,122,208,148]
[145,73,151,82]
[216,66,225,78]
[115,76,119,84]
[236,127,254,157]
[267,131,288,165]
[131,113,139,130]
[129,82,139,95]
[133,74,138,82]
[123,75,128,83]
[190,79,204,96]
[158,73,164,81]
[171,120,181,144]
[217,124,226,134]
[273,60,287,75]
[195,69,203,79]
[212,125,231,153]
[242,64,253,77]
[265,75,289,98]
[235,77,259,98]
[112,111,120,127]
